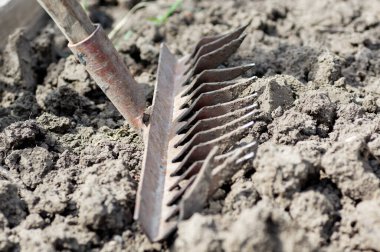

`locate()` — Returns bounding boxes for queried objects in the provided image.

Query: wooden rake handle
[36,0,94,44]
[37,0,145,130]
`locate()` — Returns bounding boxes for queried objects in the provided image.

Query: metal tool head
[135,24,258,242]
[34,0,257,242]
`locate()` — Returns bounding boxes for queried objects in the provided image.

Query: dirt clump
[175,200,318,252]
[269,109,317,144]
[252,143,318,205]
[175,214,222,252]
[309,51,343,86]
[254,77,295,115]
[224,200,317,252]
[0,30,36,91]
[0,181,27,228]
[73,160,136,233]
[295,91,337,126]
[2,120,45,150]
[354,196,380,251]
[5,147,54,190]
[290,191,337,244]
[222,179,260,215]
[321,136,380,201]
[36,113,72,134]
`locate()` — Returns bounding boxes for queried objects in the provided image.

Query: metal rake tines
[135,23,258,242]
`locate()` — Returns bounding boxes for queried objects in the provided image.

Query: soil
[1,0,380,251]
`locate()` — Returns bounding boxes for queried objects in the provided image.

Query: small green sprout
[123,30,134,41]
[148,0,183,26]
[115,30,134,50]
[109,1,151,41]
[81,0,89,12]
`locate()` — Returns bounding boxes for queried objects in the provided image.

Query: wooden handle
[37,0,145,130]
[36,0,95,44]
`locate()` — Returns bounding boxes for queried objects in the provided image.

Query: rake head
[135,23,259,242]
[35,0,257,243]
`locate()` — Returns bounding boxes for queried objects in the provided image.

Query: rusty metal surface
[135,24,258,242]
[177,77,257,121]
[186,23,251,71]
[190,35,246,76]
[174,104,259,147]
[186,34,224,63]
[179,141,257,220]
[69,24,145,129]
[134,44,181,241]
[172,110,258,162]
[181,64,255,96]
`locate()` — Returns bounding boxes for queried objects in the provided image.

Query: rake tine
[185,21,251,65]
[186,23,251,72]
[179,140,256,220]
[191,35,247,76]
[181,64,255,96]
[174,103,259,147]
[176,93,258,134]
[179,146,218,220]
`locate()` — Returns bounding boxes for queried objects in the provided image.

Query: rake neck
[37,0,145,130]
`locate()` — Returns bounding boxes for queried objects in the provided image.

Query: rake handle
[36,0,145,130]
[36,0,94,44]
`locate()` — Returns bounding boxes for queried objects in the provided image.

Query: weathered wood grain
[36,0,95,44]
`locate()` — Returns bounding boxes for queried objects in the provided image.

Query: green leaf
[148,0,183,26]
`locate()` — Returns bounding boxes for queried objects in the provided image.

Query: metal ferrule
[68,24,144,129]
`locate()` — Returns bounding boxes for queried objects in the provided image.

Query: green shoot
[108,1,151,41]
[148,0,183,26]
[115,30,134,50]
[81,0,89,13]
[123,30,134,41]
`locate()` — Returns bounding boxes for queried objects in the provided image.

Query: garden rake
[37,0,258,242]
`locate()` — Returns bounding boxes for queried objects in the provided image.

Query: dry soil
[0,0,380,251]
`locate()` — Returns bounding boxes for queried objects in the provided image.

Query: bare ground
[0,0,380,251]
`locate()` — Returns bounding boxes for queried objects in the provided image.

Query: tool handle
[36,0,95,44]
[36,0,145,130]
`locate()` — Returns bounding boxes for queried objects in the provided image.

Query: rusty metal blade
[178,146,218,219]
[177,93,258,134]
[164,206,179,222]
[171,121,254,176]
[186,35,225,64]
[175,103,258,147]
[180,76,257,109]
[135,24,257,243]
[134,44,181,242]
[192,35,247,75]
[179,140,256,220]
[169,141,257,191]
[166,176,196,206]
[186,23,251,72]
[210,142,257,192]
[177,77,257,122]
[172,110,257,162]
[182,79,241,108]
[181,64,255,96]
